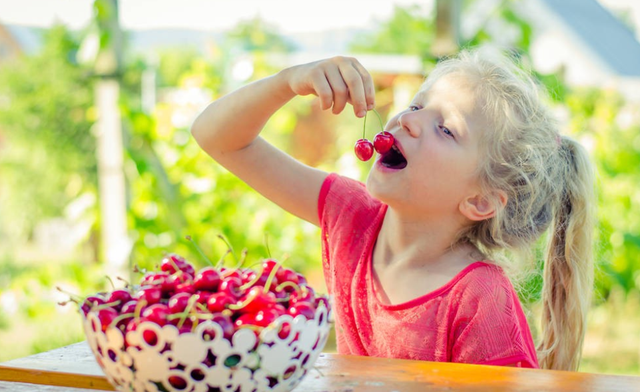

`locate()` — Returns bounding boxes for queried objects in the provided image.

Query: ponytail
[537,136,596,371]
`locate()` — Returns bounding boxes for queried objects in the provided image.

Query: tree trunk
[94,0,130,277]
[433,0,461,58]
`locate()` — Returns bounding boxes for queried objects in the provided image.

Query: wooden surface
[1,342,640,392]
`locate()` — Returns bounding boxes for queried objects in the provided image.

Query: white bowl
[83,305,332,392]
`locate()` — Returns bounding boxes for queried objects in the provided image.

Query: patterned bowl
[82,304,332,392]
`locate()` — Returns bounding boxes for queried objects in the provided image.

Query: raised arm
[191,57,375,226]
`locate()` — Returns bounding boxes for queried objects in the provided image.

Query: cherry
[81,295,105,315]
[275,268,299,286]
[175,281,196,295]
[219,276,244,298]
[135,286,162,305]
[120,300,139,314]
[373,131,394,154]
[194,267,221,292]
[354,139,374,161]
[168,292,191,314]
[254,308,280,327]
[233,286,276,314]
[96,307,119,332]
[206,292,235,313]
[289,285,315,305]
[206,313,234,340]
[107,289,131,310]
[160,253,187,274]
[168,376,187,390]
[288,301,316,320]
[234,313,259,329]
[142,304,170,326]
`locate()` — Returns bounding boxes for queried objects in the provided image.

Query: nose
[397,111,421,138]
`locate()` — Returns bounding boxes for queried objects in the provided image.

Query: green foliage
[350,5,435,59]
[0,25,96,243]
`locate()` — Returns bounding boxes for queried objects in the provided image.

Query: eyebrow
[414,89,469,140]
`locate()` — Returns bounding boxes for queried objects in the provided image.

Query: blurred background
[1,0,639,375]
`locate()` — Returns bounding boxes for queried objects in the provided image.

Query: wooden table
[0,342,639,392]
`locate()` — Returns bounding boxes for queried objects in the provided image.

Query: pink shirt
[318,173,539,368]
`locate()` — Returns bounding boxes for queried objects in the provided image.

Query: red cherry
[239,286,276,314]
[120,300,139,314]
[373,131,394,154]
[275,268,299,286]
[206,292,235,313]
[107,289,132,309]
[81,295,105,315]
[194,267,221,292]
[205,313,234,340]
[354,139,374,161]
[168,292,191,314]
[289,285,315,305]
[96,307,119,331]
[142,304,170,326]
[219,276,244,298]
[288,301,316,320]
[135,286,162,305]
[254,308,280,327]
[234,313,258,329]
[160,254,187,274]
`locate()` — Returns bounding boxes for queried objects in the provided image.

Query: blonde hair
[423,48,596,371]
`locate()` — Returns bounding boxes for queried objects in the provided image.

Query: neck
[376,207,479,269]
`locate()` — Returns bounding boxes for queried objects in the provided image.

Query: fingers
[323,57,375,117]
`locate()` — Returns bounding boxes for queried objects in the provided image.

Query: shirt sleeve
[317,173,382,290]
[449,266,540,368]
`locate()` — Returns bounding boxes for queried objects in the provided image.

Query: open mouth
[380,144,408,169]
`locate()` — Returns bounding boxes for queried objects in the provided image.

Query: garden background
[1,0,640,376]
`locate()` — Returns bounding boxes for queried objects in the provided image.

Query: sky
[0,0,428,33]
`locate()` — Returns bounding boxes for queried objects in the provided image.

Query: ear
[459,191,508,222]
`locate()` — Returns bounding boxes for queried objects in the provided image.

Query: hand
[285,56,375,118]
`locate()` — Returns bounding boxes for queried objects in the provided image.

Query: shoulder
[452,262,520,307]
[318,173,384,228]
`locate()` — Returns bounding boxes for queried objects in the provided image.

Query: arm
[191,57,375,226]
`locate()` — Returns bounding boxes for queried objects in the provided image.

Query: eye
[439,125,455,139]
[409,105,421,112]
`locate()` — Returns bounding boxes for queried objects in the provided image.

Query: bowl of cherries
[75,250,332,392]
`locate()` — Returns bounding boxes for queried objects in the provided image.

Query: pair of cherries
[354,109,394,161]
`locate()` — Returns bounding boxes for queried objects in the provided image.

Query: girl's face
[366,73,489,221]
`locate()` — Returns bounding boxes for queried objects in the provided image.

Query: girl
[191,49,596,371]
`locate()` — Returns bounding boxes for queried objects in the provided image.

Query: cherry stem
[228,296,253,311]
[186,235,214,266]
[132,264,147,274]
[264,233,272,259]
[94,300,121,310]
[371,108,384,132]
[55,286,83,303]
[116,276,131,289]
[177,295,198,329]
[215,249,232,269]
[105,276,116,291]
[239,267,264,291]
[110,312,135,329]
[233,249,249,269]
[218,234,238,264]
[263,260,282,294]
[134,299,147,321]
[275,281,302,295]
[362,110,368,139]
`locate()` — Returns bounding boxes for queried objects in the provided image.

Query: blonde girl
[191,48,596,371]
